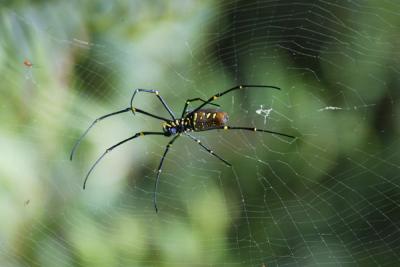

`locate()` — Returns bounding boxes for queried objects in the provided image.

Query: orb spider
[70,84,295,212]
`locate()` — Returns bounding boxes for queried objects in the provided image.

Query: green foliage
[1,1,399,266]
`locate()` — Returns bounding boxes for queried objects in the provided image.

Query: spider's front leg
[70,107,131,160]
[83,131,165,189]
[130,88,176,120]
[70,107,171,161]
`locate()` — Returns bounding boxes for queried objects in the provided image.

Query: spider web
[1,1,400,266]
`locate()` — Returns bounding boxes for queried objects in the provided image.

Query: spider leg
[130,88,176,120]
[197,126,296,139]
[181,98,220,118]
[70,107,131,160]
[83,131,165,189]
[70,107,170,160]
[154,134,180,213]
[190,85,281,115]
[133,107,171,121]
[186,133,232,167]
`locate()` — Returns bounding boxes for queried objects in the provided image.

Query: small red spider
[23,59,33,68]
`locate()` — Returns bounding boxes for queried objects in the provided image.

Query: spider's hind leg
[186,134,232,167]
[154,135,180,213]
[181,98,220,117]
[190,85,281,114]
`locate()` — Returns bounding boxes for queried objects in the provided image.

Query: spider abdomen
[190,109,229,131]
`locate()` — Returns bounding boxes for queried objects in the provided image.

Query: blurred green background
[1,1,400,266]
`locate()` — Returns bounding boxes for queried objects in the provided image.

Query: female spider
[70,85,295,212]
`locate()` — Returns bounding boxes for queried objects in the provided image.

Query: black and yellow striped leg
[200,126,296,139]
[70,107,170,161]
[130,88,176,120]
[70,107,132,160]
[186,134,232,167]
[133,107,171,122]
[190,84,281,114]
[83,132,165,190]
[181,98,220,117]
[154,135,180,213]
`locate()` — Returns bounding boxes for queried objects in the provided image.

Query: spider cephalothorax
[70,85,295,212]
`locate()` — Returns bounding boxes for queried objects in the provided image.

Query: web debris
[318,104,376,112]
[255,105,272,124]
[318,106,343,112]
[72,38,95,49]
